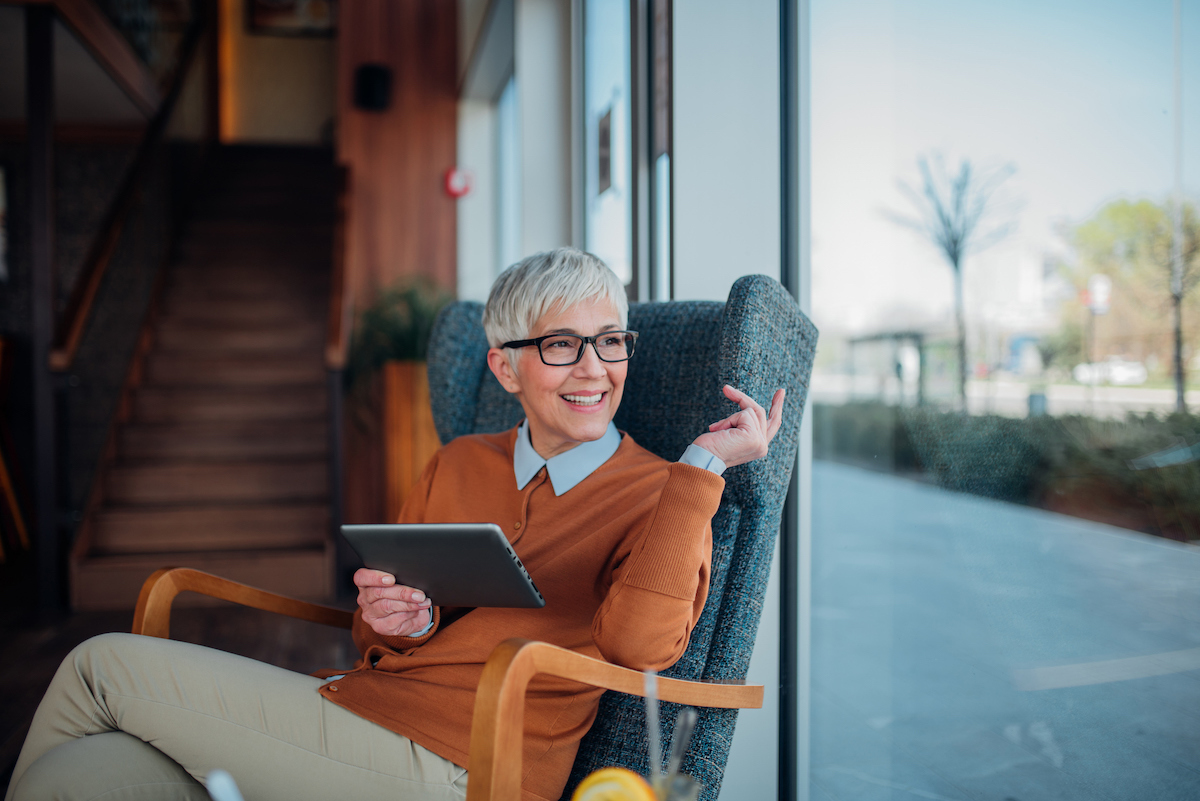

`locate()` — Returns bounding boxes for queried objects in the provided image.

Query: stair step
[166,271,327,290]
[189,204,335,223]
[156,325,322,353]
[71,546,334,611]
[92,504,329,554]
[106,461,328,505]
[183,221,334,241]
[145,354,325,386]
[172,256,330,274]
[160,291,324,314]
[120,420,327,460]
[133,387,326,423]
[163,299,323,325]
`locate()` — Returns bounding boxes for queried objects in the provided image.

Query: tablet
[341,523,546,608]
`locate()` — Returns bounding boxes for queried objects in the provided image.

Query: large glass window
[583,0,632,285]
[651,0,672,300]
[810,2,1200,799]
[496,74,522,274]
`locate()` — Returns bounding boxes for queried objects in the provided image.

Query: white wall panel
[672,0,780,302]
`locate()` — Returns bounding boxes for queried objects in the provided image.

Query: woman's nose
[573,343,607,376]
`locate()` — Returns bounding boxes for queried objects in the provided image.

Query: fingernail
[382,575,395,586]
[412,590,425,602]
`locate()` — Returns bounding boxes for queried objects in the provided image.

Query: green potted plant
[346,280,453,522]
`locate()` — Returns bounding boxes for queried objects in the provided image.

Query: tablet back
[342,523,546,608]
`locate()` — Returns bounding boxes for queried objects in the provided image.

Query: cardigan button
[514,521,522,530]
[328,685,338,691]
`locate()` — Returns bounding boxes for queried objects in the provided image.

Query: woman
[6,248,783,801]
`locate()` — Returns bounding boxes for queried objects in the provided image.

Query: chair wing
[426,302,523,443]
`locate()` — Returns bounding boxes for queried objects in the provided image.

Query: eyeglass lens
[539,333,635,365]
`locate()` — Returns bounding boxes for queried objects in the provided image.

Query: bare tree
[1168,202,1200,413]
[887,154,1015,411]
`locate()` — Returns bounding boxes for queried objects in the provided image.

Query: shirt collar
[513,420,622,496]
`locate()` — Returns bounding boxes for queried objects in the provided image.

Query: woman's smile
[561,391,605,408]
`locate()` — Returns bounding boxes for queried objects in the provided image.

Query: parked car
[1072,357,1148,386]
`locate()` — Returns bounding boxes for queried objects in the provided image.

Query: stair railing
[49,6,208,373]
[48,4,212,608]
[326,165,354,592]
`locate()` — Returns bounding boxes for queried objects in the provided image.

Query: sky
[811,0,1200,342]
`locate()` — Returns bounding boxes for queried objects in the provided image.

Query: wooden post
[383,361,441,523]
[27,5,59,610]
[206,0,221,143]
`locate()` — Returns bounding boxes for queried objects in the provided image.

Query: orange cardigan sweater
[317,427,723,801]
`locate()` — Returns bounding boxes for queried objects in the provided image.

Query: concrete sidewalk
[812,461,1200,801]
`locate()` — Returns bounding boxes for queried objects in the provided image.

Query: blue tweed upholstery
[425,275,818,801]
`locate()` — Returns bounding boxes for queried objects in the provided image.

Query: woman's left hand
[691,385,785,468]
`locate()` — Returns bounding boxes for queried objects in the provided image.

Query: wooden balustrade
[326,165,354,371]
[48,3,206,373]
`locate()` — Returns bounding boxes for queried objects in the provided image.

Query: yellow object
[572,768,657,801]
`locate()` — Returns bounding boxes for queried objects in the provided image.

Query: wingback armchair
[132,273,817,801]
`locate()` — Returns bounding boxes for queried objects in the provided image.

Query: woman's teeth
[563,393,602,406]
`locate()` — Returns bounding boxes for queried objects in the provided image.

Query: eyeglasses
[501,330,639,366]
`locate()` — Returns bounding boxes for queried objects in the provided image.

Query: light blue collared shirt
[513,420,725,495]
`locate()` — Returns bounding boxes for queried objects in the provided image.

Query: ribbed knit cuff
[379,605,440,650]
[621,463,723,599]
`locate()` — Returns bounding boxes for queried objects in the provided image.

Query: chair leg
[0,445,29,553]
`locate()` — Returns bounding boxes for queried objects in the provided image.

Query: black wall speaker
[354,64,393,112]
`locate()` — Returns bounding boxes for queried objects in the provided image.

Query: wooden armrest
[467,638,764,801]
[131,567,354,639]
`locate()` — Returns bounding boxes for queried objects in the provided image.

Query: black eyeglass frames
[501,330,639,366]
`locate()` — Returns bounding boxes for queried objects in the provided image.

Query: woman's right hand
[354,568,433,637]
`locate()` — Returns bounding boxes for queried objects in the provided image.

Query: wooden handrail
[326,165,354,369]
[14,0,161,114]
[49,5,206,373]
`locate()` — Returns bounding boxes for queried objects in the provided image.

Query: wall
[516,0,574,255]
[672,0,780,303]
[219,0,335,144]
[337,0,458,296]
[456,97,496,302]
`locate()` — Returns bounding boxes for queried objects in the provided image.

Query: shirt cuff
[679,443,727,476]
[410,613,435,637]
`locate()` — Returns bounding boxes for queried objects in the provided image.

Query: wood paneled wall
[339,0,458,527]
[338,0,459,297]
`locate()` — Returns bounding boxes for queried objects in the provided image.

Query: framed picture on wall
[247,0,335,36]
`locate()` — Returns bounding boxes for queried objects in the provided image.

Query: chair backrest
[426,274,818,801]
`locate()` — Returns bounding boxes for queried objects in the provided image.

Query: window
[583,0,632,285]
[809,2,1200,799]
[496,74,521,274]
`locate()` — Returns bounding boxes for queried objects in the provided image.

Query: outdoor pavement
[811,461,1200,800]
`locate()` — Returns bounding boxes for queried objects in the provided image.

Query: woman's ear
[486,348,522,395]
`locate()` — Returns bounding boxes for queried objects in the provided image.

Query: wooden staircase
[70,147,339,610]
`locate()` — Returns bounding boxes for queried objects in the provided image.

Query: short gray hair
[482,248,629,348]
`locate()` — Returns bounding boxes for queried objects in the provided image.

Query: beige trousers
[5,633,468,801]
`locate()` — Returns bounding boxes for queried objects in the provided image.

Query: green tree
[887,154,1015,411]
[1063,199,1199,408]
